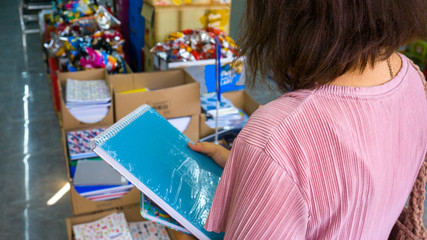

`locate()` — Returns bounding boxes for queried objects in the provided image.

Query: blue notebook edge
[90,104,216,240]
[140,193,191,234]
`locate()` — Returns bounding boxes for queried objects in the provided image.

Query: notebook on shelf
[73,160,129,186]
[66,79,111,104]
[67,128,106,160]
[72,212,132,240]
[65,79,112,123]
[140,193,190,234]
[90,105,224,240]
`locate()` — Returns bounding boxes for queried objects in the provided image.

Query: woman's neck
[329,53,402,88]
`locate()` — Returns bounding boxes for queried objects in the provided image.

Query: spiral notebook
[90,105,224,240]
[140,193,190,234]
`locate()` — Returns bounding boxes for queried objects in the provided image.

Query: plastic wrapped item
[79,47,119,72]
[92,30,125,55]
[45,0,127,74]
[95,5,121,30]
[151,27,238,63]
[53,0,97,25]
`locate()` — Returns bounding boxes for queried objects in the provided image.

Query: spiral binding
[90,104,151,149]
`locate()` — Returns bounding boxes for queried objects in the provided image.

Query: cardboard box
[57,68,114,130]
[70,185,140,216]
[199,90,261,139]
[61,124,141,216]
[110,69,201,119]
[152,59,245,94]
[65,205,186,240]
[143,44,154,72]
[142,3,230,47]
[62,124,112,182]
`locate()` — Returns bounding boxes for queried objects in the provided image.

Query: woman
[190,0,427,239]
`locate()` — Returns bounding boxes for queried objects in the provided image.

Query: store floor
[0,1,425,239]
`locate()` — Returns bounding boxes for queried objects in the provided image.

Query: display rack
[19,0,52,34]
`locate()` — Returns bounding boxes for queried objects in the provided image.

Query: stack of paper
[73,212,133,240]
[201,92,249,130]
[65,79,111,123]
[73,159,132,201]
[74,183,134,201]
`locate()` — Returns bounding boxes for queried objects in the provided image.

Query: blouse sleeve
[204,138,309,239]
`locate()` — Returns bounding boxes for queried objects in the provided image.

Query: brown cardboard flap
[70,185,140,216]
[58,68,114,130]
[141,2,155,22]
[199,90,262,139]
[199,114,213,139]
[182,114,199,142]
[107,74,133,92]
[66,205,179,240]
[110,70,186,92]
[111,69,200,120]
[58,68,106,84]
[61,129,72,182]
[143,70,186,90]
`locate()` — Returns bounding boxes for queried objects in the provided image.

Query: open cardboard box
[57,68,114,130]
[70,185,140,216]
[62,124,140,216]
[61,124,112,182]
[65,204,193,240]
[110,69,201,141]
[199,90,261,139]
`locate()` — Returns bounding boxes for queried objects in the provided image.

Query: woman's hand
[188,142,230,168]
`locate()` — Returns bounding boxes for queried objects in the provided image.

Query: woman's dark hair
[239,0,427,91]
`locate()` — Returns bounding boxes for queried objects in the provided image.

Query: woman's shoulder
[237,89,316,148]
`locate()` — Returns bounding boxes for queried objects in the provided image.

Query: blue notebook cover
[90,105,224,240]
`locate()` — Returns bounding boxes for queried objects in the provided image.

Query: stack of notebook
[67,128,106,160]
[140,194,190,234]
[67,128,133,201]
[72,212,171,240]
[201,92,249,130]
[65,79,111,123]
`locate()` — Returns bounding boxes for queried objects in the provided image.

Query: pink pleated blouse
[204,54,427,239]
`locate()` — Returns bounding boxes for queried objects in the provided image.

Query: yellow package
[199,9,230,31]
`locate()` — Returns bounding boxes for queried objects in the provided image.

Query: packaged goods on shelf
[149,27,245,93]
[146,0,230,7]
[151,27,238,63]
[142,3,230,48]
[44,1,129,74]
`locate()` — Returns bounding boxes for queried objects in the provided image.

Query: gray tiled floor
[0,1,425,239]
